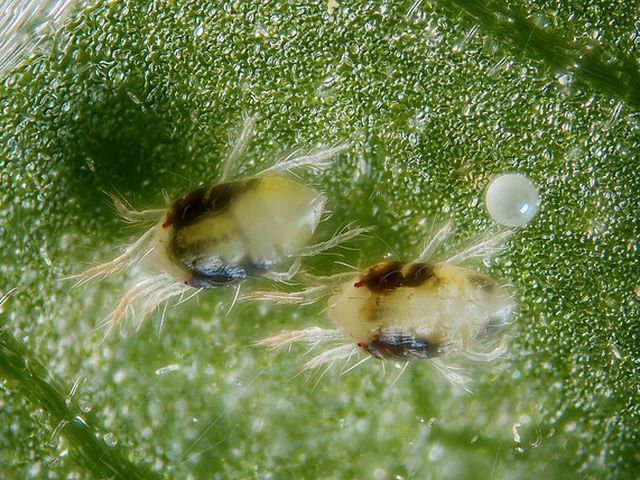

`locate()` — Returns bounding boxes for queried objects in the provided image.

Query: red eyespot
[162,218,172,228]
[357,342,369,350]
[354,280,364,288]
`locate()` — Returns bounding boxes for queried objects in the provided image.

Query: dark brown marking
[356,261,435,293]
[468,272,496,293]
[165,178,261,231]
[165,179,262,287]
[403,263,436,287]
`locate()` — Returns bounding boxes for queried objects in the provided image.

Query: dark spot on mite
[356,261,435,293]
[468,272,496,293]
[187,256,267,289]
[356,261,404,292]
[165,178,261,231]
[363,332,440,360]
[165,179,262,281]
[403,263,435,287]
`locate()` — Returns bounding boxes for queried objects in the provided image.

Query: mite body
[330,261,508,360]
[71,115,365,333]
[159,176,325,288]
[251,223,513,380]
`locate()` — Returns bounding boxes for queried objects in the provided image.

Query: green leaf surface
[1,1,638,478]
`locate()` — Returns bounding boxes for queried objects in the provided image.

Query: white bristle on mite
[248,222,514,387]
[68,114,369,335]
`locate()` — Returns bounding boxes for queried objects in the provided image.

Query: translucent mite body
[332,261,508,360]
[70,115,366,333]
[250,223,514,379]
[159,176,325,288]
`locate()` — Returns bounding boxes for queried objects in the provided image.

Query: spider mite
[69,114,368,334]
[249,222,514,384]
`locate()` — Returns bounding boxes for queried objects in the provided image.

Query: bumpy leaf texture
[0,0,638,478]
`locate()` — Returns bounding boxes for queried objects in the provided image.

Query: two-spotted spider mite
[247,222,514,384]
[70,115,368,334]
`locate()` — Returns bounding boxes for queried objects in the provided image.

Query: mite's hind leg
[68,226,158,286]
[108,193,165,224]
[256,143,350,176]
[220,113,258,182]
[256,327,344,350]
[297,223,372,258]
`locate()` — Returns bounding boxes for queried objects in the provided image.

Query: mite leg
[261,258,301,283]
[139,277,193,321]
[256,327,344,349]
[220,113,259,182]
[108,193,165,223]
[240,283,334,306]
[109,274,171,327]
[416,219,453,262]
[431,359,471,391]
[102,273,189,334]
[67,226,157,286]
[296,270,357,285]
[305,343,360,370]
[297,223,372,257]
[459,340,508,362]
[256,143,350,176]
[241,269,355,305]
[445,229,512,264]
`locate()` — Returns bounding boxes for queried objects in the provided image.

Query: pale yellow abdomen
[169,176,326,286]
[328,262,512,358]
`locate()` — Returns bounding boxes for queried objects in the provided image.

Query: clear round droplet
[485,173,540,227]
[103,433,118,447]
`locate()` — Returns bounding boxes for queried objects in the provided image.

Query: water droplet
[103,433,118,447]
[78,400,92,413]
[428,444,444,461]
[155,363,181,375]
[557,73,573,86]
[512,422,522,443]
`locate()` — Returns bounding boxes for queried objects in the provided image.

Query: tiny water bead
[485,173,540,227]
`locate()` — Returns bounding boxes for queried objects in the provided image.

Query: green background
[1,0,638,478]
